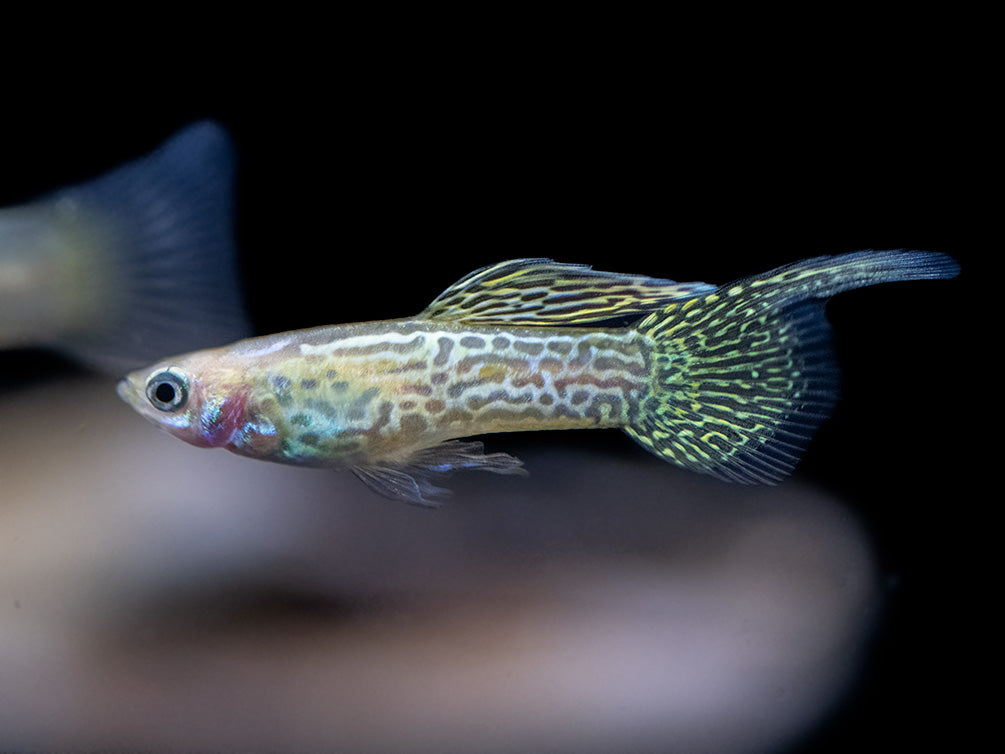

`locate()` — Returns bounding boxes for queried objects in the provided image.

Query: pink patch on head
[199,388,250,448]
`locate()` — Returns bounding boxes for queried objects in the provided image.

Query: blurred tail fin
[1,122,250,374]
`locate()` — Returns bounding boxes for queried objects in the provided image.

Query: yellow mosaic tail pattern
[625,250,959,483]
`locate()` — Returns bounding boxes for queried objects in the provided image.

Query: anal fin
[351,440,527,506]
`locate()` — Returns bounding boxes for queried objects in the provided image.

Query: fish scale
[118,252,959,505]
[249,322,652,468]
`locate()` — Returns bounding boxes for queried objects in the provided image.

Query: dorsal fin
[419,258,714,326]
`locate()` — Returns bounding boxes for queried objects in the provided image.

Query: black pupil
[155,382,177,404]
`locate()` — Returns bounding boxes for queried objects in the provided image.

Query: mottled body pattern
[235,322,650,464]
[119,252,959,504]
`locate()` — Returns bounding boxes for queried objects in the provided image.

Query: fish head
[117,352,273,452]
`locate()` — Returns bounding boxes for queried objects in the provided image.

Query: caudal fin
[5,122,250,374]
[624,251,959,483]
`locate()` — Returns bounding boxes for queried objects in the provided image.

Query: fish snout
[116,374,144,408]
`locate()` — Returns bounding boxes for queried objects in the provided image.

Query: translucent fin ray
[351,440,526,506]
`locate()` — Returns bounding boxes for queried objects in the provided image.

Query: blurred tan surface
[1,376,877,753]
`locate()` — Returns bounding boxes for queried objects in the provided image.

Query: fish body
[118,252,959,504]
[0,122,249,373]
[125,319,650,461]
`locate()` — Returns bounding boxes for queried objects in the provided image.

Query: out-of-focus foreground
[1,375,876,753]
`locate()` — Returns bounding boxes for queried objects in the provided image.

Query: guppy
[118,251,958,504]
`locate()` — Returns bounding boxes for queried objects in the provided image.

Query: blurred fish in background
[0,121,249,374]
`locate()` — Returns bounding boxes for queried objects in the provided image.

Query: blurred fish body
[0,122,249,373]
[118,252,958,504]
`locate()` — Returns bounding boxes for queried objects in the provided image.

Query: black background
[1,22,985,752]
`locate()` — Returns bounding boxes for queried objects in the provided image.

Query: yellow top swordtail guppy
[117,251,959,505]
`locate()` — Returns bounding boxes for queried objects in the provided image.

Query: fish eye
[145,369,190,412]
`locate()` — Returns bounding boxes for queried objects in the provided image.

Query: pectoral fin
[351,440,527,506]
[420,258,714,326]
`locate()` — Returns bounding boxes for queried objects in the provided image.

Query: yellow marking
[371,358,410,373]
[478,365,508,382]
[484,268,535,286]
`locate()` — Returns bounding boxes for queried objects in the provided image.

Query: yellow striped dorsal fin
[419,258,714,326]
